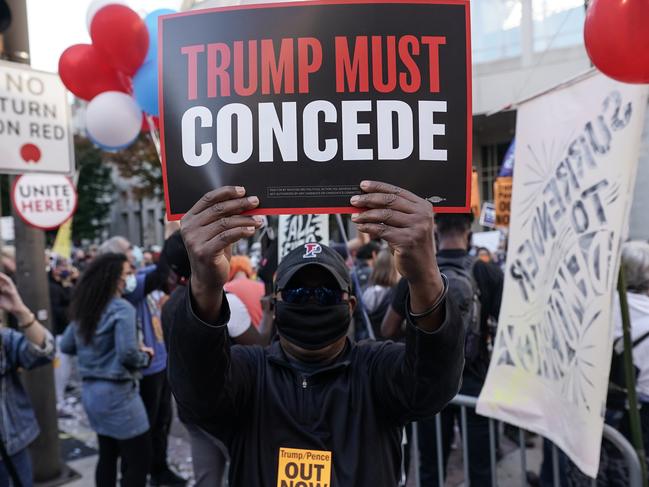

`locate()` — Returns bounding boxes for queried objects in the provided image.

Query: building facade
[108,169,166,248]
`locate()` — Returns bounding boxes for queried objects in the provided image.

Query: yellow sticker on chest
[277,447,332,487]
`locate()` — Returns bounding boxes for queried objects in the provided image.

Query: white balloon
[86,91,142,150]
[86,0,128,32]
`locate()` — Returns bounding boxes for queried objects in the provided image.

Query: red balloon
[58,44,128,100]
[584,0,649,84]
[90,4,149,76]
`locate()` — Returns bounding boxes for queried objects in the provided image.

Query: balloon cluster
[58,1,174,150]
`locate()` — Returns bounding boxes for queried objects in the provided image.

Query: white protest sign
[0,61,74,174]
[472,230,501,253]
[479,201,496,228]
[12,174,77,230]
[0,217,14,242]
[278,214,330,262]
[476,72,649,477]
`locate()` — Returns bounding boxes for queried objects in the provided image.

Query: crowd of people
[0,183,648,487]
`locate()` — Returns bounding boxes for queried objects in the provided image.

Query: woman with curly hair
[61,253,153,487]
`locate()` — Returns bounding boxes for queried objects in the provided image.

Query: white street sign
[0,61,74,174]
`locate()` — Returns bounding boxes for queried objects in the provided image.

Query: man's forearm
[169,287,230,423]
[190,277,224,324]
[408,271,446,332]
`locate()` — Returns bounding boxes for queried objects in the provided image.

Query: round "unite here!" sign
[12,174,77,230]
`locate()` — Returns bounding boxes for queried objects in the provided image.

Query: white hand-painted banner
[278,214,330,262]
[476,72,649,477]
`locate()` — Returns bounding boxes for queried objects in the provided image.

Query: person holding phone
[0,273,55,487]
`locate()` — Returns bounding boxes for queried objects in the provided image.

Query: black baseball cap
[275,243,351,293]
[163,231,191,279]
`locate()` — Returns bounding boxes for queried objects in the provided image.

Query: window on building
[120,212,129,238]
[146,208,157,248]
[471,0,522,64]
[479,142,512,202]
[533,0,586,52]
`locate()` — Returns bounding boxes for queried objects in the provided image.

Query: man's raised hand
[180,186,262,321]
[350,181,445,330]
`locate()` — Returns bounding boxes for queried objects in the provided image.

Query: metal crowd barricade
[410,394,643,487]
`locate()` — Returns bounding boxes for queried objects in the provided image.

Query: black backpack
[607,330,649,410]
[436,255,483,365]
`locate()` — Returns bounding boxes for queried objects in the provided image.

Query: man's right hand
[180,186,262,322]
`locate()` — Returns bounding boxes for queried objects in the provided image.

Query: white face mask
[124,274,137,294]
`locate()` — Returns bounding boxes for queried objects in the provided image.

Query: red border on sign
[158,0,473,221]
[11,175,79,231]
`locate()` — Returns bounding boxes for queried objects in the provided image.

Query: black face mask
[275,301,351,350]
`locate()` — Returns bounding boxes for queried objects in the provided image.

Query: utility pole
[2,0,63,482]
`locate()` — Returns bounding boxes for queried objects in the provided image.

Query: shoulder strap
[633,330,649,348]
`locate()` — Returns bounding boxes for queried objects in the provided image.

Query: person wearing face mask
[60,253,154,487]
[98,235,186,486]
[167,181,465,487]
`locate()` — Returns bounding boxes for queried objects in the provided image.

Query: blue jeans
[0,447,33,487]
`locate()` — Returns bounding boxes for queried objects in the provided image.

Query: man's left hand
[350,181,438,286]
[350,181,445,327]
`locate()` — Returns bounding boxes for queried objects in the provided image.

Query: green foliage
[73,136,115,242]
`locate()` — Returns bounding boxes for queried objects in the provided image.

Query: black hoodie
[167,285,464,487]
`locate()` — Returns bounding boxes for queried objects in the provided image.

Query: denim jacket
[60,298,150,381]
[0,327,55,455]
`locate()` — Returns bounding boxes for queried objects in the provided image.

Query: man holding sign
[167,181,464,486]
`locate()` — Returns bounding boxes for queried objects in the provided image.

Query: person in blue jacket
[97,236,185,486]
[0,272,55,487]
[61,253,154,487]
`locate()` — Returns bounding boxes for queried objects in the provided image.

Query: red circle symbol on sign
[11,174,78,230]
[20,144,41,164]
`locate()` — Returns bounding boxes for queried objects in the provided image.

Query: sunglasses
[281,286,346,306]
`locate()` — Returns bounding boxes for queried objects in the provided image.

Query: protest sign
[159,0,472,219]
[479,201,496,228]
[476,72,649,477]
[472,230,500,254]
[470,170,481,218]
[278,214,330,261]
[494,176,512,227]
[0,61,74,175]
[12,174,77,230]
[277,447,332,487]
[0,217,14,242]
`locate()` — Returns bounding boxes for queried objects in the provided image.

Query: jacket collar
[266,338,353,376]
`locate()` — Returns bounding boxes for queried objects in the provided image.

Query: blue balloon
[144,9,175,63]
[133,60,159,116]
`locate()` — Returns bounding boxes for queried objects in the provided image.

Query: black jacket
[168,286,464,487]
[48,275,72,336]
